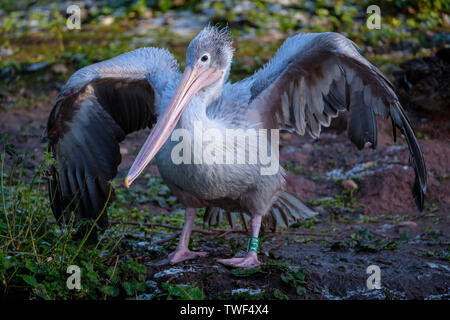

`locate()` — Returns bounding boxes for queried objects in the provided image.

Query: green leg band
[247,237,260,253]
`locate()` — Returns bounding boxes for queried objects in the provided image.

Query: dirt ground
[1,83,449,299]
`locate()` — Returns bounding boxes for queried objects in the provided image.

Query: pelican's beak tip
[124,176,131,188]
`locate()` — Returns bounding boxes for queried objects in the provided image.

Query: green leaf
[135,282,146,292]
[273,289,289,300]
[103,285,120,297]
[296,286,306,296]
[231,267,261,277]
[25,260,38,272]
[21,274,38,287]
[106,267,120,283]
[295,271,305,281]
[123,281,136,296]
[161,283,205,300]
[188,287,205,300]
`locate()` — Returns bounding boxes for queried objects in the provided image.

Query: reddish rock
[420,139,450,176]
[357,165,447,216]
[285,173,317,201]
[279,149,310,166]
[375,116,396,148]
[358,167,420,215]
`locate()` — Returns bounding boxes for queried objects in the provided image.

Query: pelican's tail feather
[203,207,251,231]
[204,207,231,227]
[262,192,317,231]
[203,192,317,231]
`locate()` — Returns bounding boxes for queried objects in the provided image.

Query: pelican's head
[125,26,233,187]
[186,26,233,78]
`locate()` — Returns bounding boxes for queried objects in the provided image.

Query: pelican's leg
[168,208,207,264]
[217,214,262,268]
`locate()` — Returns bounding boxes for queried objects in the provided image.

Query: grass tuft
[0,142,148,299]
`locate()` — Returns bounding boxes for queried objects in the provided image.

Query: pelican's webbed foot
[168,247,208,264]
[217,252,261,268]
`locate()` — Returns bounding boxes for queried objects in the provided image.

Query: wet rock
[396,221,419,236]
[51,64,68,75]
[364,161,374,170]
[153,266,194,279]
[396,221,418,229]
[100,16,115,26]
[134,11,209,38]
[24,62,50,72]
[231,288,262,296]
[426,262,450,272]
[326,162,382,181]
[337,265,346,272]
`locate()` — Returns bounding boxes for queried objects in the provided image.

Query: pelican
[47,26,427,268]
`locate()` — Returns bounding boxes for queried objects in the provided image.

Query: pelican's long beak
[125,63,222,188]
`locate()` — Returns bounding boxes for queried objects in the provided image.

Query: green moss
[309,190,359,215]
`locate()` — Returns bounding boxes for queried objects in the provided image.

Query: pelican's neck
[179,72,226,130]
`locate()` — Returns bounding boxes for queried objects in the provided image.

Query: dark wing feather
[47,48,179,237]
[243,32,427,210]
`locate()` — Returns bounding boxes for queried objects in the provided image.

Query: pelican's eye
[200,54,209,63]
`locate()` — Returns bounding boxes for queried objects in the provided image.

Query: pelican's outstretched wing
[241,32,426,210]
[47,48,180,237]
